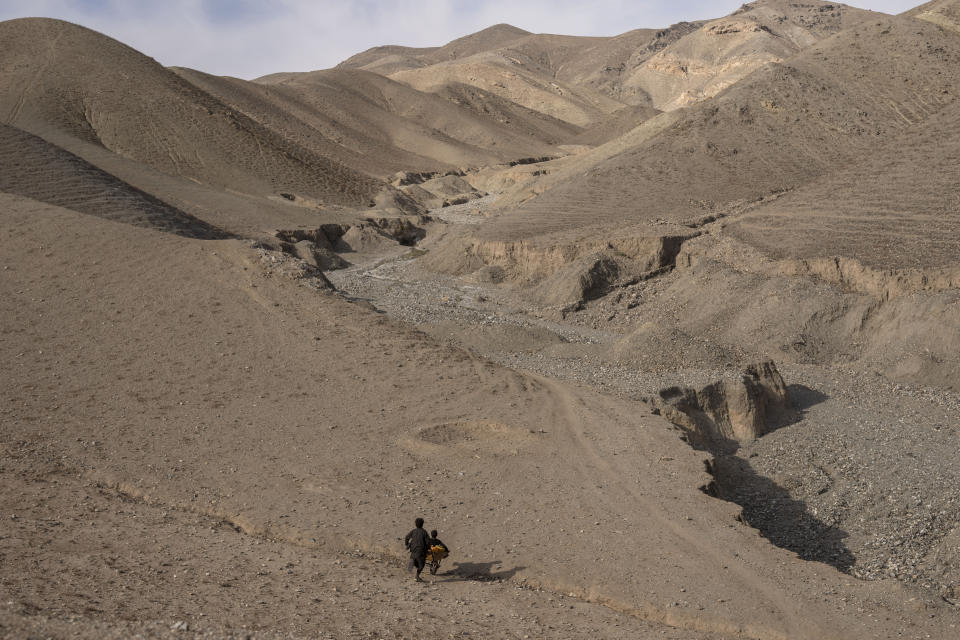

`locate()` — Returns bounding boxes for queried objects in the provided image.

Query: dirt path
[4,195,960,639]
[0,196,741,640]
[0,453,732,640]
[326,210,960,637]
[544,378,814,638]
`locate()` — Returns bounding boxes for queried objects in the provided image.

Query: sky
[0,0,925,79]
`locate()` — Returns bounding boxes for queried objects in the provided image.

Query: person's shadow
[439,560,525,582]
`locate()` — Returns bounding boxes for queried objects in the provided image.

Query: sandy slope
[473,11,960,241]
[4,192,958,638]
[0,123,228,239]
[244,67,573,171]
[0,18,384,207]
[727,98,960,273]
[345,1,872,120]
[0,434,727,640]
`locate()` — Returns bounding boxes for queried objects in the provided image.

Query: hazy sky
[0,0,923,79]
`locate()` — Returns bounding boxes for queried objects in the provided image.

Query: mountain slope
[343,24,627,127]
[240,66,577,172]
[621,0,873,110]
[480,12,960,242]
[727,97,960,273]
[0,18,384,207]
[175,66,482,176]
[337,23,531,74]
[0,123,229,239]
[904,0,960,31]
[388,47,625,127]
[550,22,705,105]
[340,1,874,125]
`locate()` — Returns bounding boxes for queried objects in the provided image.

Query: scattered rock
[656,361,797,450]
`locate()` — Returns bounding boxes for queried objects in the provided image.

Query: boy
[404,517,430,582]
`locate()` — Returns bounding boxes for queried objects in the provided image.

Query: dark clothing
[405,526,430,556]
[428,537,449,553]
[405,526,430,579]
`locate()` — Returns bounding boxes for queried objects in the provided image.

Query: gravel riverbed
[327,220,960,603]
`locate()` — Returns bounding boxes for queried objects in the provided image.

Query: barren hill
[231,66,578,173]
[422,23,534,62]
[338,23,532,74]
[388,46,625,127]
[172,66,451,178]
[507,0,870,110]
[0,123,229,239]
[344,1,874,126]
[0,18,385,207]
[419,6,960,391]
[344,24,691,111]
[548,22,705,105]
[476,11,960,241]
[619,0,874,110]
[905,0,960,30]
[345,25,629,126]
[335,44,439,76]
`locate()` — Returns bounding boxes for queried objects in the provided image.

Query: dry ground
[4,2,960,638]
[3,193,959,639]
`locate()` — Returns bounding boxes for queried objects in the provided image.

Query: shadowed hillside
[0,18,385,207]
[0,123,229,239]
[234,67,578,173]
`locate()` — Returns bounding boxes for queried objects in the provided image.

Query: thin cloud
[0,0,923,79]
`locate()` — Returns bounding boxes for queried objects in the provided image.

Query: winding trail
[543,377,818,639]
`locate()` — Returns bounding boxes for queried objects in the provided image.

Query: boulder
[291,240,350,271]
[657,361,796,451]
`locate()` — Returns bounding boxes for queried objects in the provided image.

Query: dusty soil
[2,448,727,640]
[4,190,959,640]
[329,193,960,613]
[4,3,960,639]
